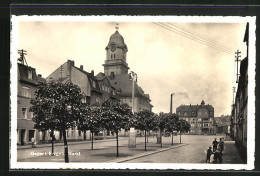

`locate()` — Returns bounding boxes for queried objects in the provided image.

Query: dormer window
[92,81,96,88]
[28,70,32,79]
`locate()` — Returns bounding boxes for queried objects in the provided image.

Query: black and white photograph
[10,16,256,170]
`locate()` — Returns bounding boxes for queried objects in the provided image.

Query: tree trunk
[84,130,86,140]
[91,131,94,150]
[62,127,69,163]
[147,131,149,143]
[59,130,62,141]
[116,131,119,157]
[172,132,174,146]
[161,130,162,148]
[180,131,182,144]
[51,129,54,156]
[145,130,147,151]
[43,131,46,142]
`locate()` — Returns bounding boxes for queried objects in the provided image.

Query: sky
[16,18,248,117]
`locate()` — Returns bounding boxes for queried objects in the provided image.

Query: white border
[10,15,256,170]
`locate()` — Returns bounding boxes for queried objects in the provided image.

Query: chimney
[91,70,94,76]
[68,60,74,66]
[38,74,42,78]
[80,65,83,70]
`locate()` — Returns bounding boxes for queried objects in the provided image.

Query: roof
[108,74,150,100]
[176,102,214,112]
[106,30,128,52]
[72,66,102,94]
[18,63,46,85]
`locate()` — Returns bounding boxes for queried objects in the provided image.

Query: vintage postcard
[10,15,256,170]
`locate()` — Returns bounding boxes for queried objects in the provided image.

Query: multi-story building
[176,100,215,135]
[17,63,45,145]
[231,23,248,161]
[215,115,231,134]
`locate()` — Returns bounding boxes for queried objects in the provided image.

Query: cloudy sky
[16,17,248,116]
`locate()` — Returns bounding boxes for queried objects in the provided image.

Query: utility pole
[18,49,28,66]
[235,50,241,83]
[232,87,236,105]
[170,93,174,114]
[60,65,63,80]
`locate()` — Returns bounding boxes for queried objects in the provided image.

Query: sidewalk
[222,141,245,164]
[17,137,126,150]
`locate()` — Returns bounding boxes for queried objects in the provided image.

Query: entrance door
[21,129,26,145]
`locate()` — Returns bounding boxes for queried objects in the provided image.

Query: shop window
[29,130,35,142]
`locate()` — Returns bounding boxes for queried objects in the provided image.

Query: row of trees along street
[30,81,191,163]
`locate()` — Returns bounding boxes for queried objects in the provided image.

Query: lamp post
[129,71,137,113]
[170,93,174,114]
[128,71,137,148]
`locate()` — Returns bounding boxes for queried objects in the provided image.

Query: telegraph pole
[232,87,236,105]
[18,49,28,66]
[235,50,241,83]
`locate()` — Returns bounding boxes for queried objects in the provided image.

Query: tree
[166,113,179,146]
[30,81,83,163]
[176,119,191,144]
[78,106,102,150]
[154,113,169,148]
[101,99,133,157]
[134,110,156,151]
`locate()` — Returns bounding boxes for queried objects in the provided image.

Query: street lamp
[128,71,137,148]
[129,71,137,113]
[170,93,174,114]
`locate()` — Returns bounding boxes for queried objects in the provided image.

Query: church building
[96,27,153,113]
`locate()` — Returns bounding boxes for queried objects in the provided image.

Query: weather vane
[115,23,119,31]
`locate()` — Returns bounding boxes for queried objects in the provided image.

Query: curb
[106,143,188,163]
[17,138,127,150]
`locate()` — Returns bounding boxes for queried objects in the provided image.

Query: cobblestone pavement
[124,135,243,164]
[17,135,243,164]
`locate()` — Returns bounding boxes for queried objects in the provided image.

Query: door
[21,129,26,145]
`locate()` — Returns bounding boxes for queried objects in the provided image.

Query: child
[206,146,213,163]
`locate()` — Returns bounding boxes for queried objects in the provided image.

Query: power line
[153,22,233,55]
[167,22,235,52]
[157,22,233,54]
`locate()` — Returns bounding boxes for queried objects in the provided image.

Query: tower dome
[106,30,128,51]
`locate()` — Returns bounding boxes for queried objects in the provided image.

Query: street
[17,135,243,164]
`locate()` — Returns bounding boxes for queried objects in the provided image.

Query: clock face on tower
[110,45,116,52]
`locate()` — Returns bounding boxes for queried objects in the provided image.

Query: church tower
[103,25,129,77]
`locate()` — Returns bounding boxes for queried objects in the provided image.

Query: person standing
[212,138,218,152]
[206,146,213,163]
[219,138,224,152]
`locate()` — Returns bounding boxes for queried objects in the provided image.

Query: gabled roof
[72,66,102,94]
[108,74,151,100]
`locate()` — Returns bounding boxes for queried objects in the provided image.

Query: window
[28,70,32,79]
[198,111,201,116]
[29,130,35,142]
[92,81,96,88]
[111,54,113,59]
[22,86,30,98]
[114,53,116,58]
[22,108,27,119]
